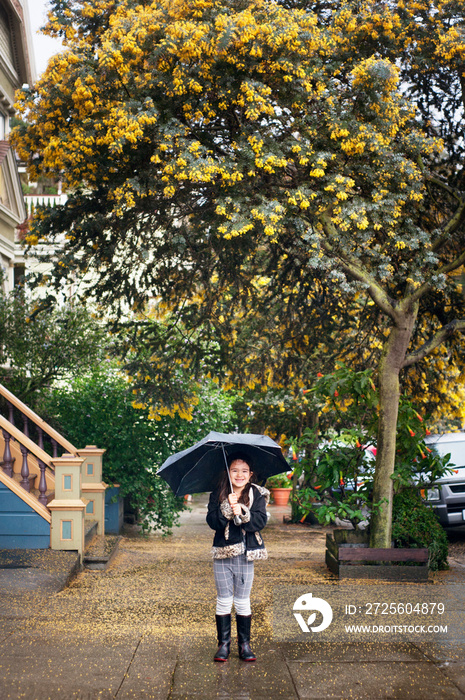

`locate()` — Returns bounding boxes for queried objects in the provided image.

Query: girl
[206,452,269,662]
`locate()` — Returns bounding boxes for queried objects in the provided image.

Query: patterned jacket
[206,484,269,561]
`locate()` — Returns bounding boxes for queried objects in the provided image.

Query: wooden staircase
[0,383,106,560]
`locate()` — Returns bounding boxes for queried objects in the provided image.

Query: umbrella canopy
[157,431,290,497]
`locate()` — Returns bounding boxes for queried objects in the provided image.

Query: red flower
[302,389,310,394]
[408,427,415,437]
[415,412,423,422]
[356,439,361,448]
[425,428,431,435]
[317,372,324,377]
[334,390,339,397]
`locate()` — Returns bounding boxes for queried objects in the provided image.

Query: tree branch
[431,198,465,252]
[319,212,399,322]
[426,175,462,202]
[403,318,465,368]
[402,247,465,309]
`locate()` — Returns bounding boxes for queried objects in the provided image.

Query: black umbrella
[157,431,290,497]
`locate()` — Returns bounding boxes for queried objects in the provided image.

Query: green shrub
[42,365,236,534]
[392,489,449,571]
[266,472,292,488]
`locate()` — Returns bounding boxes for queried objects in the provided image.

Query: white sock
[216,596,234,615]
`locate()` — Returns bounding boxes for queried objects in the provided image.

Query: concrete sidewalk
[0,496,464,699]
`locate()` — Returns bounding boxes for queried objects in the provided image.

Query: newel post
[48,454,86,561]
[77,446,107,536]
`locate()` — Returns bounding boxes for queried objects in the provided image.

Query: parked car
[424,433,465,527]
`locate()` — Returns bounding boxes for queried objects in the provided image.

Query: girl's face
[229,459,251,491]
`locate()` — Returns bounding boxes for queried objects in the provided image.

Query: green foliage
[0,286,106,408]
[392,489,449,571]
[291,366,452,530]
[232,382,326,443]
[41,365,236,533]
[266,472,292,489]
[292,433,377,529]
[314,491,374,529]
[291,366,378,528]
[391,399,452,493]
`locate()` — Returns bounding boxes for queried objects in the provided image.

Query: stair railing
[0,384,107,554]
[0,383,77,459]
[0,414,56,506]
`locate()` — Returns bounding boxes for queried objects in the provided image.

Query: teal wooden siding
[105,486,123,534]
[0,482,50,549]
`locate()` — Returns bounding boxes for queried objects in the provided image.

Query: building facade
[0,0,34,291]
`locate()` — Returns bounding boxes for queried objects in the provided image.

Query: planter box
[326,529,429,582]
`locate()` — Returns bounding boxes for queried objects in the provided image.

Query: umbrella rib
[176,443,224,494]
[175,441,286,495]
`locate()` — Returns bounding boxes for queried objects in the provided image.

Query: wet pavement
[0,495,464,698]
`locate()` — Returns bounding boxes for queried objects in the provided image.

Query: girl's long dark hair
[217,451,254,506]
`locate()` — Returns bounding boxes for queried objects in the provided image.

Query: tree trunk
[369,311,417,548]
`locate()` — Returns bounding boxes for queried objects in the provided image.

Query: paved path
[1,496,465,699]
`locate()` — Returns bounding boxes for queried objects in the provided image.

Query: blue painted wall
[0,482,50,549]
[105,486,124,534]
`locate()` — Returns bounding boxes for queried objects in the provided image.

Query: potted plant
[266,472,293,506]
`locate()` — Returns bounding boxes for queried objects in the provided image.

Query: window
[0,7,14,67]
[14,264,25,288]
[61,520,72,540]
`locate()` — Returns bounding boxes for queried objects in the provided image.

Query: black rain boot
[214,614,231,662]
[236,614,256,662]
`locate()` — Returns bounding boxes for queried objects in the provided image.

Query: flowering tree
[12,0,465,547]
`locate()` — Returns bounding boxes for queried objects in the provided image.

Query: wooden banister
[0,414,55,469]
[0,383,77,455]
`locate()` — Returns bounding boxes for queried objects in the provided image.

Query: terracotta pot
[270,487,292,506]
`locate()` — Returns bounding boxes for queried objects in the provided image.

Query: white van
[424,433,465,526]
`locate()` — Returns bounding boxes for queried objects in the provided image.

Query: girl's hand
[228,493,238,505]
[232,503,241,516]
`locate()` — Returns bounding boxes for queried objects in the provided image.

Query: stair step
[31,489,55,505]
[83,535,121,570]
